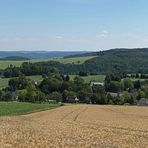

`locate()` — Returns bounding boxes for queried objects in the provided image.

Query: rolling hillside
[82,48,148,74]
[23,48,148,74]
[0,56,30,61]
[0,51,88,59]
[1,48,148,74]
[0,56,94,69]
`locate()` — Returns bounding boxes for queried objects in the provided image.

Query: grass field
[0,56,95,69]
[0,105,147,147]
[70,74,105,83]
[0,102,60,116]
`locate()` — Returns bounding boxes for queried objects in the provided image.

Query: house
[32,80,38,85]
[90,82,104,90]
[66,96,79,103]
[107,92,123,98]
[137,98,148,106]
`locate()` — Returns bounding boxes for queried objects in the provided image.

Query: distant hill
[80,48,148,74]
[65,48,148,58]
[0,51,88,59]
[64,51,99,58]
[3,48,148,77]
[22,48,148,75]
[0,56,30,61]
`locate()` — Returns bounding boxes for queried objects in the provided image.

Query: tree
[0,90,2,100]
[49,92,62,102]
[18,90,27,102]
[123,78,134,90]
[134,80,141,90]
[65,75,70,81]
[2,92,12,101]
[39,77,62,94]
[8,76,30,90]
[78,85,92,103]
[25,85,37,103]
[144,86,148,99]
[62,90,76,103]
[108,81,124,93]
[73,76,84,91]
[90,92,107,104]
[137,89,145,100]
[105,74,111,91]
[79,71,88,76]
[123,92,134,104]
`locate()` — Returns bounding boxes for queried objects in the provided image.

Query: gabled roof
[90,82,104,87]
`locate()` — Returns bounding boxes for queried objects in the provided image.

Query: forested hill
[3,48,148,78]
[65,48,148,58]
[0,56,30,61]
[53,48,148,74]
[82,48,148,74]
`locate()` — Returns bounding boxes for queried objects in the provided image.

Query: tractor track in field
[0,105,148,148]
[60,107,82,121]
[73,106,88,121]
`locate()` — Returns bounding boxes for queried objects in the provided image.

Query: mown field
[0,56,95,69]
[0,102,60,116]
[0,105,147,147]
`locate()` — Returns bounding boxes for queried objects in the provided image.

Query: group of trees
[1,67,148,105]
[103,73,148,105]
[0,70,110,104]
[104,73,141,92]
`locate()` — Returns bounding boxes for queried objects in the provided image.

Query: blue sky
[0,0,148,51]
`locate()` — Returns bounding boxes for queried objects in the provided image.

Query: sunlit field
[0,56,95,69]
[0,105,147,147]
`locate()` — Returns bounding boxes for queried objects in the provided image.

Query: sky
[0,0,148,51]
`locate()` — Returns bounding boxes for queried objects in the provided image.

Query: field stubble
[0,105,148,148]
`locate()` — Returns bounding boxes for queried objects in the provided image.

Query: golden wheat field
[0,105,148,148]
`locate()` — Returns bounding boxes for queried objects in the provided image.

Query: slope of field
[0,102,60,116]
[0,56,94,69]
[0,105,148,147]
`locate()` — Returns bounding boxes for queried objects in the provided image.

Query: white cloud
[96,30,109,38]
[127,33,139,38]
[55,36,63,39]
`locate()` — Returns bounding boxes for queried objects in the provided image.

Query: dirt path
[0,105,148,148]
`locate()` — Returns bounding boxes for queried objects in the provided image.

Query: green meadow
[0,56,95,69]
[0,102,60,116]
[70,74,105,83]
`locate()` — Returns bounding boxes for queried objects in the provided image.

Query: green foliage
[123,78,134,90]
[134,80,141,89]
[1,92,13,102]
[4,65,21,78]
[39,77,62,94]
[49,92,62,103]
[108,81,124,93]
[8,76,31,90]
